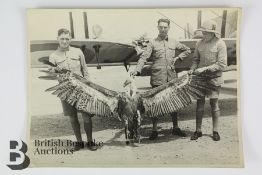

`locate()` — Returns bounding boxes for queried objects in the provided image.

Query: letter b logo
[7,140,30,170]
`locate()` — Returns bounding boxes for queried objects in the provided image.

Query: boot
[172,128,187,137]
[191,109,204,140]
[86,141,98,151]
[190,131,202,140]
[149,131,158,140]
[73,141,84,152]
[212,110,220,141]
[171,112,187,137]
[212,131,220,141]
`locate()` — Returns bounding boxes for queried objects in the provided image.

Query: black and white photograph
[27,8,242,167]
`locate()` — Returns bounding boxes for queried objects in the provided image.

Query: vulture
[43,68,215,144]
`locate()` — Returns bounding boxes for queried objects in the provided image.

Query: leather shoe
[73,141,84,152]
[87,142,98,151]
[149,131,158,140]
[212,131,220,141]
[190,131,202,140]
[172,128,187,137]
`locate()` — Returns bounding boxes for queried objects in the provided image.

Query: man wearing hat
[130,18,191,140]
[188,20,227,141]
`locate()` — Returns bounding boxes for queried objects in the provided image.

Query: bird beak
[123,80,131,87]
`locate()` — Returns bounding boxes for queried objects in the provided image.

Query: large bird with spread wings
[44,69,214,143]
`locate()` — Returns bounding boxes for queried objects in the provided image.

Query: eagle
[43,69,214,144]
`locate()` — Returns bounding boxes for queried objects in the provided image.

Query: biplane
[30,10,237,75]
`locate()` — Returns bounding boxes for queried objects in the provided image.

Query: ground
[28,66,243,167]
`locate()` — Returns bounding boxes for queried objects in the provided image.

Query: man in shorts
[49,28,97,151]
[188,20,227,141]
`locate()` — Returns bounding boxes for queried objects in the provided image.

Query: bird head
[120,77,141,144]
[123,77,137,97]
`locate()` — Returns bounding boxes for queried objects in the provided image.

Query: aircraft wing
[30,38,236,73]
[30,39,139,68]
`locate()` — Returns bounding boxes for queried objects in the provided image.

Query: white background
[0,0,261,174]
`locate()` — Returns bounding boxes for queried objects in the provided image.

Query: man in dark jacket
[130,19,191,140]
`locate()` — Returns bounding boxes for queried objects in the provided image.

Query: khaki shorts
[61,100,77,117]
[205,86,221,99]
[61,100,94,117]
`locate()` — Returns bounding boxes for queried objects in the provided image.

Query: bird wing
[46,71,122,117]
[140,74,215,118]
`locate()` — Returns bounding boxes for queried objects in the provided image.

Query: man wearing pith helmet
[188,20,227,141]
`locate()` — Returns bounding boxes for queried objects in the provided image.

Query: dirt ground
[28,68,243,167]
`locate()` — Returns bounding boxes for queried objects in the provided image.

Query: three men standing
[50,19,226,144]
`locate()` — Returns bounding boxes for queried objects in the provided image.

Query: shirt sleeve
[79,49,89,78]
[205,40,227,72]
[134,41,153,73]
[190,40,201,70]
[175,40,191,60]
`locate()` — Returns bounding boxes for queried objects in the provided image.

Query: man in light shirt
[131,19,191,140]
[189,20,227,141]
[49,28,97,151]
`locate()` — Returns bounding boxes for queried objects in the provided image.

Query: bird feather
[140,74,215,118]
